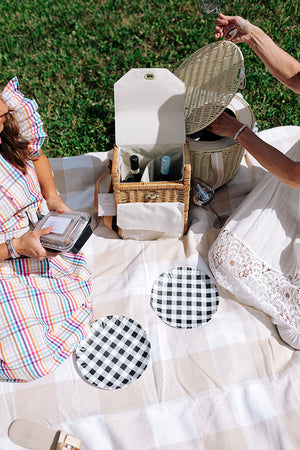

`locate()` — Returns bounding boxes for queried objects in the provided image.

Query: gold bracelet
[234,124,247,141]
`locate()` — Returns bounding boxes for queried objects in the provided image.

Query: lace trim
[208,229,300,329]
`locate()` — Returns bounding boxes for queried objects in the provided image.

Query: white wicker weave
[174,41,245,134]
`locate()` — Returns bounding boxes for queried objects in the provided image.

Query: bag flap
[114,69,186,148]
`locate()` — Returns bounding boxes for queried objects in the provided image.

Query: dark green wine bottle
[159,155,171,181]
[124,155,141,182]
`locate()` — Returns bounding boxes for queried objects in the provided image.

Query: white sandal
[8,418,85,450]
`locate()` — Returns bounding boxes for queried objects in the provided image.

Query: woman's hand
[206,112,243,139]
[14,228,59,260]
[46,195,72,213]
[215,13,253,43]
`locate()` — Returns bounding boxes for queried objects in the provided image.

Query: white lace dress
[209,140,300,349]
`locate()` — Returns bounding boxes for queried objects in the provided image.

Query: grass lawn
[0,0,299,157]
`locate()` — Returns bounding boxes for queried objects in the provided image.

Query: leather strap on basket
[211,149,256,189]
[210,152,225,190]
[94,159,114,231]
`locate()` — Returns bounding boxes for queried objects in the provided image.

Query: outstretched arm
[215,14,300,93]
[207,112,300,188]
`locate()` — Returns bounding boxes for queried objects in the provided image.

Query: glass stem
[207,204,222,220]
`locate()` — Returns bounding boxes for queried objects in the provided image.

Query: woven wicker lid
[174,41,245,134]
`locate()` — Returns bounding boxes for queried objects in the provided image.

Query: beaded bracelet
[6,238,19,259]
[234,124,247,141]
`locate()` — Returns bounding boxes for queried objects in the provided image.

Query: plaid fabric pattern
[0,156,46,241]
[75,316,151,389]
[0,78,48,241]
[0,81,92,381]
[151,267,219,328]
[1,127,300,450]
[0,253,92,382]
[1,77,47,157]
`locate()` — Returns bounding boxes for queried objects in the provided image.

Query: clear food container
[34,211,92,254]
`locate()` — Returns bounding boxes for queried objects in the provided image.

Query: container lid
[114,68,186,147]
[187,93,255,150]
[174,41,245,134]
[35,211,91,252]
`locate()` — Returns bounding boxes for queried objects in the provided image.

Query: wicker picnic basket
[187,94,255,188]
[112,142,191,236]
[174,41,253,189]
[187,138,245,188]
[112,68,191,240]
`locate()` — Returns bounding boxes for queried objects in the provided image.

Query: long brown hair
[0,108,36,174]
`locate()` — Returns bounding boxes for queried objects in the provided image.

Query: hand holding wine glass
[214,14,253,42]
[196,0,240,39]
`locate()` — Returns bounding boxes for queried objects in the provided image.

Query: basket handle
[210,152,225,189]
[94,159,115,231]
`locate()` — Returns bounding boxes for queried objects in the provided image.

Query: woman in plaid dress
[0,78,92,382]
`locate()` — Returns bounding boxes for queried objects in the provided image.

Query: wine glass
[192,182,229,228]
[196,0,239,39]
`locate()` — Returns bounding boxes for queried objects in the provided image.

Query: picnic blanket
[1,126,300,450]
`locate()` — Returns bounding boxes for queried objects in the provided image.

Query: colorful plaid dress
[0,78,92,382]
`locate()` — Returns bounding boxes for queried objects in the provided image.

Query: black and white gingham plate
[151,267,219,328]
[74,316,151,389]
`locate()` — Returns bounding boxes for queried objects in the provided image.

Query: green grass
[0,0,299,157]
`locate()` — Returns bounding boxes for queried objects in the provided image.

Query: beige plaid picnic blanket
[1,126,300,450]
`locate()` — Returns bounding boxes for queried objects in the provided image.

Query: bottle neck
[160,156,171,176]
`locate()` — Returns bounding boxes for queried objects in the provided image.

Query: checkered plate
[151,267,219,328]
[74,315,151,389]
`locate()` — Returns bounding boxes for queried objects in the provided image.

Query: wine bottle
[124,155,141,182]
[159,155,171,181]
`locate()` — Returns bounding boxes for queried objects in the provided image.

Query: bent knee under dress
[209,140,300,349]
